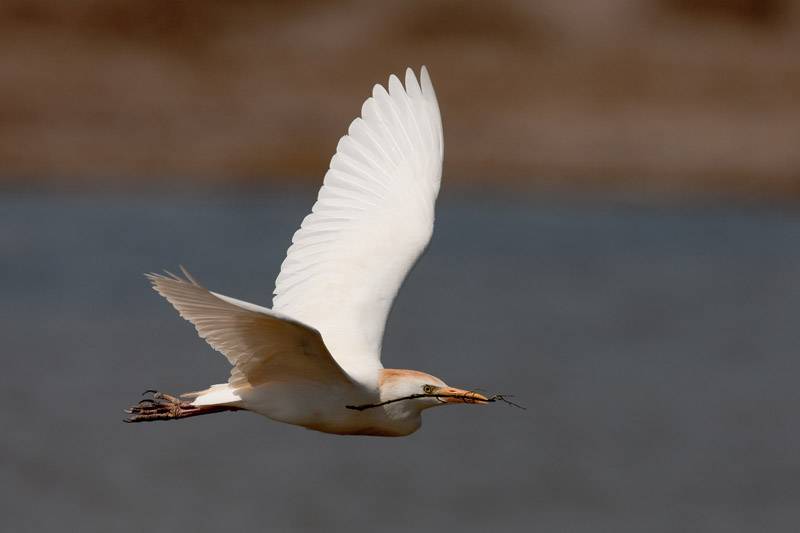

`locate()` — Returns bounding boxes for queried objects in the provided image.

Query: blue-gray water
[1,189,799,532]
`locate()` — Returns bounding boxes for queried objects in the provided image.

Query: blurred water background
[2,1,800,532]
[2,189,799,532]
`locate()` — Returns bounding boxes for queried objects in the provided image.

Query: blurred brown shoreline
[1,0,798,199]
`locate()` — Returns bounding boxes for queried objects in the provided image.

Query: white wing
[272,67,443,379]
[148,270,353,392]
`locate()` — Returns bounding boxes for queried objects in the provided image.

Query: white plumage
[126,67,488,436]
[273,67,443,383]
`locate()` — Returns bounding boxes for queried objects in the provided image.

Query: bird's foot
[124,390,241,423]
[124,390,192,422]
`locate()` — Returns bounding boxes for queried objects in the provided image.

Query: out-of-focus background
[2,1,800,532]
[2,0,799,195]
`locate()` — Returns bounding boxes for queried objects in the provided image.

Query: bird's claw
[124,390,240,423]
[125,390,187,422]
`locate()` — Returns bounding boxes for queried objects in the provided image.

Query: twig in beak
[486,394,526,410]
[346,392,525,411]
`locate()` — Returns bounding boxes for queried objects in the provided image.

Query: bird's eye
[423,385,435,394]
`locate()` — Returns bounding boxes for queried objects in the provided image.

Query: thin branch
[487,394,526,410]
[346,393,526,411]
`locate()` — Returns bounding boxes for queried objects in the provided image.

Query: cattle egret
[125,67,491,436]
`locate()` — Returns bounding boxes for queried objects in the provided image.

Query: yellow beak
[433,387,489,405]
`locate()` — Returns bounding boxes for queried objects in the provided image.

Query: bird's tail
[181,383,242,406]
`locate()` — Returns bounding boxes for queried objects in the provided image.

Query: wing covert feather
[148,270,352,390]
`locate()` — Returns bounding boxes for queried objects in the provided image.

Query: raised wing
[148,270,353,391]
[272,67,444,379]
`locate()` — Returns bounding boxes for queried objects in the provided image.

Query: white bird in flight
[125,67,494,436]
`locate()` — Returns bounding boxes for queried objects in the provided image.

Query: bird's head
[378,369,488,411]
[341,369,489,436]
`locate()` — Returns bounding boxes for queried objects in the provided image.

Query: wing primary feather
[272,68,443,379]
